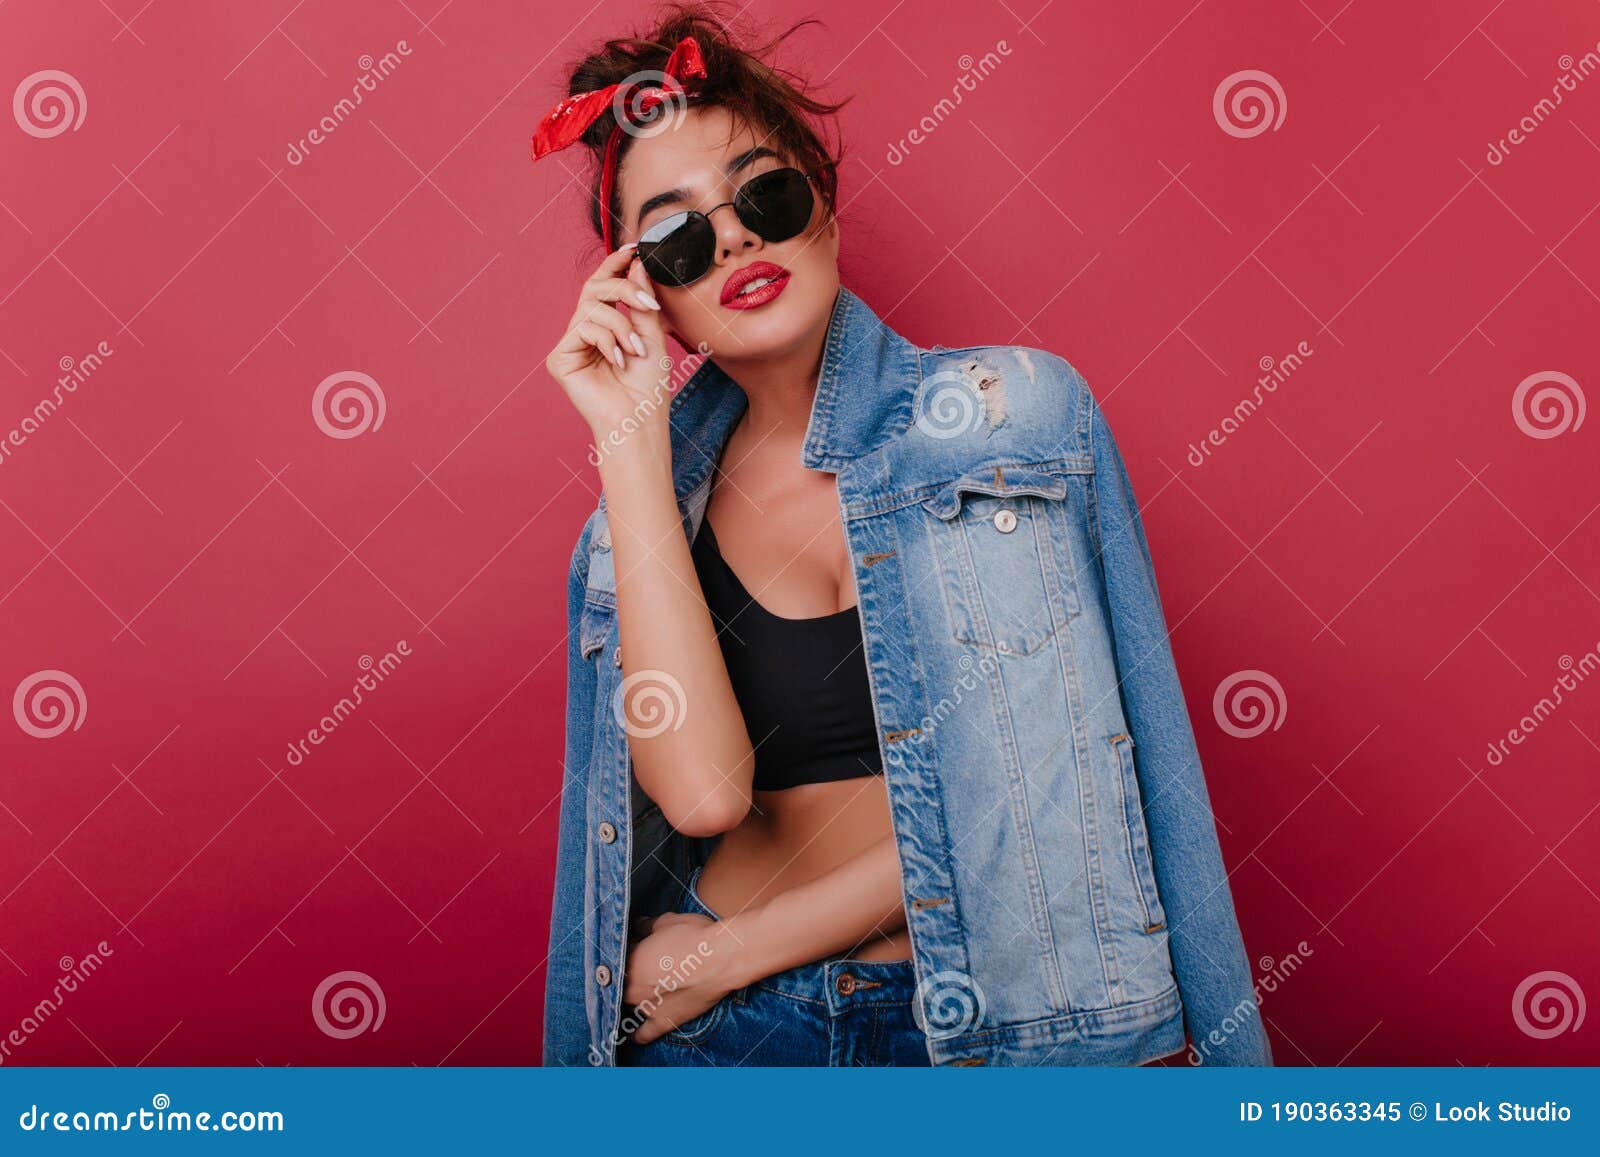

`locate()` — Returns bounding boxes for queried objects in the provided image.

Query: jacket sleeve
[542,516,598,1065]
[1086,391,1273,1067]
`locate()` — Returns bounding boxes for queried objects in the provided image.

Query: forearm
[599,436,755,833]
[714,836,908,987]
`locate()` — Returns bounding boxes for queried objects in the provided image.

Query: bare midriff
[695,773,913,961]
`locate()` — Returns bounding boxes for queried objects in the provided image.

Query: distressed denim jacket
[544,286,1272,1067]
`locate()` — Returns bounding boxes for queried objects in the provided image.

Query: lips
[720,261,791,310]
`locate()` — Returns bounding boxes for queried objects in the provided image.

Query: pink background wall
[2,0,1597,1065]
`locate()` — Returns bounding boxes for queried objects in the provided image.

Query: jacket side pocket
[1110,733,1166,933]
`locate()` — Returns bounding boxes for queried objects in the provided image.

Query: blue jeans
[618,868,932,1067]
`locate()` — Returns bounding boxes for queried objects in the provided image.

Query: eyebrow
[633,146,783,228]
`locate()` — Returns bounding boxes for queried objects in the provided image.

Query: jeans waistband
[682,867,920,1014]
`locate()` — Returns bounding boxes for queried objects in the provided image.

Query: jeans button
[595,964,612,987]
[993,509,1017,533]
[835,971,857,996]
[613,646,623,667]
[597,821,617,844]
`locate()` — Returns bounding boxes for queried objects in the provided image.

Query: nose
[707,199,761,268]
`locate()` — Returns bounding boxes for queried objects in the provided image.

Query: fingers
[587,242,640,285]
[648,912,698,929]
[624,257,668,349]
[584,269,662,315]
[586,243,661,312]
[573,319,626,370]
[574,300,647,361]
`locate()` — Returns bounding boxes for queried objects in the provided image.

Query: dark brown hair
[558,2,848,245]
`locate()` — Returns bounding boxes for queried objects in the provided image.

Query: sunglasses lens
[736,168,814,243]
[637,212,715,287]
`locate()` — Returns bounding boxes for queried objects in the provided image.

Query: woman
[535,6,1271,1068]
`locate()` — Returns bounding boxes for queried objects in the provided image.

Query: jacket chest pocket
[921,463,1088,656]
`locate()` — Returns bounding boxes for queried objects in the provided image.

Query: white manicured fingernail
[635,290,660,310]
[611,345,626,367]
[629,333,646,357]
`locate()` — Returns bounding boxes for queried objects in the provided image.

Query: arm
[622,835,907,1042]
[600,434,756,836]
[547,247,755,837]
[718,835,908,977]
[1087,390,1273,1067]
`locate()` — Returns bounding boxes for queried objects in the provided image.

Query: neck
[712,324,829,447]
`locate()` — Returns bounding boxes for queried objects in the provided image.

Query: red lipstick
[720,261,791,310]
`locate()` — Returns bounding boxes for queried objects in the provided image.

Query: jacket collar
[666,285,923,499]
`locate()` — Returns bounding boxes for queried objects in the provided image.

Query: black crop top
[691,516,883,791]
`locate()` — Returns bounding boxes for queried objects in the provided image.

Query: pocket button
[992,509,1017,533]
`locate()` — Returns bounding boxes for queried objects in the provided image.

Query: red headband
[530,35,709,252]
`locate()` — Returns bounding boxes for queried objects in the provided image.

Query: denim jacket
[544,285,1272,1067]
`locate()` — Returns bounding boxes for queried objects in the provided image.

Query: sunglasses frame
[631,167,820,288]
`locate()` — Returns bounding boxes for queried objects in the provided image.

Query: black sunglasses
[633,167,817,287]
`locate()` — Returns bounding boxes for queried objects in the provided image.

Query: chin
[689,279,838,362]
